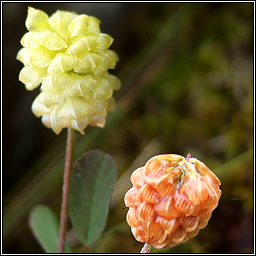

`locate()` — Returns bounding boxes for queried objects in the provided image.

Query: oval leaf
[69,150,117,245]
[29,205,72,253]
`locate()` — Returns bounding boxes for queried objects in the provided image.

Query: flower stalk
[58,128,75,253]
[140,243,151,253]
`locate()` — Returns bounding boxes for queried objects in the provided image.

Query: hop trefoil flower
[17,7,121,134]
[124,154,222,249]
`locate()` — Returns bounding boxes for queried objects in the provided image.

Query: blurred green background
[3,2,253,254]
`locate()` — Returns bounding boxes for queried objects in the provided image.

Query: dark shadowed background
[3,2,254,253]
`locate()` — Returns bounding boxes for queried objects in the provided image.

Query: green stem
[58,128,75,253]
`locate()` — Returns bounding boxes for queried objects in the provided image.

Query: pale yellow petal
[87,16,101,35]
[58,98,90,119]
[62,81,84,97]
[93,100,108,116]
[66,37,90,56]
[93,79,113,99]
[16,48,31,65]
[86,35,98,49]
[37,91,64,108]
[17,46,56,68]
[49,105,70,134]
[103,73,121,90]
[59,98,107,119]
[106,50,119,68]
[48,54,80,74]
[89,115,106,128]
[95,33,113,53]
[19,66,46,90]
[41,114,51,128]
[26,7,51,31]
[28,46,56,68]
[74,53,103,73]
[21,32,41,48]
[94,50,118,75]
[21,31,68,50]
[78,75,97,92]
[70,119,89,134]
[68,14,90,38]
[38,31,68,50]
[32,96,50,117]
[41,73,75,91]
[49,10,77,39]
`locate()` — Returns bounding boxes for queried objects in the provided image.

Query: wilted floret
[17,7,120,134]
[124,154,221,249]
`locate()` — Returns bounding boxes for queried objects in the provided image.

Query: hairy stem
[140,243,151,253]
[58,128,75,253]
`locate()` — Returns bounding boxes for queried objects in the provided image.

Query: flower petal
[59,98,106,119]
[68,14,90,38]
[88,115,106,128]
[41,73,75,91]
[48,54,80,74]
[74,53,103,73]
[93,50,118,75]
[95,33,113,53]
[19,66,46,90]
[32,96,50,117]
[49,105,70,134]
[70,118,89,135]
[93,79,113,99]
[66,37,90,56]
[38,31,68,51]
[49,10,77,39]
[37,91,64,108]
[87,16,101,35]
[20,32,41,48]
[103,73,121,90]
[25,7,51,31]
[28,46,56,68]
[62,81,84,97]
[16,48,31,65]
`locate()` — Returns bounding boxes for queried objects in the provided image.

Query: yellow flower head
[17,7,121,134]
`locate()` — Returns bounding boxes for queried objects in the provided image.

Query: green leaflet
[29,205,72,253]
[69,150,117,245]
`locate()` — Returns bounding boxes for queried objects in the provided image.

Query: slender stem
[58,128,75,253]
[140,243,151,253]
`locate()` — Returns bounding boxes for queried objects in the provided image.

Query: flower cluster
[124,154,221,249]
[17,7,120,134]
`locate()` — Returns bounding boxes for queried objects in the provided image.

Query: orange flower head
[124,154,221,249]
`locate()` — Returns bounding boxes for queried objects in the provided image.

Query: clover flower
[124,154,221,249]
[17,7,120,134]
